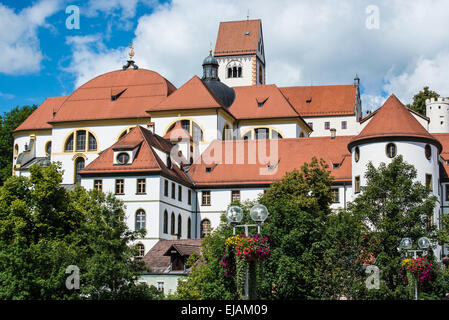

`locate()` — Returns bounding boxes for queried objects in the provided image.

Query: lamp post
[225,204,269,300]
[399,237,431,300]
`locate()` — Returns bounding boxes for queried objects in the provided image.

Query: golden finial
[128,45,135,60]
[209,42,212,54]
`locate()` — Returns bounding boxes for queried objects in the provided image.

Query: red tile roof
[80,125,192,185]
[229,85,301,120]
[148,75,226,112]
[279,85,356,117]
[349,94,442,151]
[142,239,202,273]
[188,136,353,186]
[13,96,67,132]
[50,69,176,123]
[214,19,261,57]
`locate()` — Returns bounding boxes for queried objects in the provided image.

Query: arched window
[166,119,204,142]
[386,143,397,158]
[177,214,182,237]
[135,209,146,231]
[187,217,191,239]
[226,61,243,78]
[242,127,284,140]
[201,219,211,238]
[163,210,168,234]
[65,134,74,152]
[171,212,175,235]
[74,157,85,184]
[425,144,432,160]
[136,243,145,258]
[117,126,136,141]
[65,130,97,152]
[354,147,360,163]
[45,141,52,157]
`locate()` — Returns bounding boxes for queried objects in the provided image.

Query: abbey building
[11,19,449,260]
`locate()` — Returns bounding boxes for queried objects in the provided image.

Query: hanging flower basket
[401,257,433,283]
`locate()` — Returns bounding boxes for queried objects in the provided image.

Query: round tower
[426,97,449,133]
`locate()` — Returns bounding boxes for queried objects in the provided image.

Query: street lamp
[399,237,431,300]
[225,204,269,300]
[226,204,268,236]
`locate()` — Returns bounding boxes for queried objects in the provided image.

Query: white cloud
[361,94,386,114]
[0,92,15,99]
[64,35,127,89]
[0,0,61,75]
[383,51,449,105]
[64,0,449,113]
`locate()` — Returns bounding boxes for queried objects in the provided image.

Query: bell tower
[213,19,265,87]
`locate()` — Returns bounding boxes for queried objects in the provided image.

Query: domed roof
[203,78,235,108]
[50,68,176,123]
[202,50,218,66]
[348,94,442,152]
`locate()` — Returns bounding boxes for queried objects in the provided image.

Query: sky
[1,0,449,115]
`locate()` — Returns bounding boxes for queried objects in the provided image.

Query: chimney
[330,128,336,139]
[147,121,155,133]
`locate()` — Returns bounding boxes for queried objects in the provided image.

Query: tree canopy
[406,86,440,116]
[0,105,37,185]
[0,163,161,300]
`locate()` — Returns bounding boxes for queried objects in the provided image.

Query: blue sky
[0,0,162,113]
[1,0,449,116]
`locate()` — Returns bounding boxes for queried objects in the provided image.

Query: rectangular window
[355,176,360,194]
[115,179,124,195]
[341,121,347,129]
[171,182,176,199]
[157,281,164,291]
[231,190,240,202]
[324,122,330,130]
[178,185,182,201]
[93,179,102,191]
[137,179,146,194]
[188,190,192,205]
[164,180,168,197]
[426,174,433,191]
[76,130,86,151]
[331,188,339,203]
[202,191,211,206]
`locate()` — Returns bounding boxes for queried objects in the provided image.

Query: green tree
[407,86,440,116]
[177,158,366,300]
[257,157,366,299]
[347,156,438,299]
[0,105,37,185]
[0,164,160,300]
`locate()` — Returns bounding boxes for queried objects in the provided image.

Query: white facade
[426,97,449,133]
[306,115,359,137]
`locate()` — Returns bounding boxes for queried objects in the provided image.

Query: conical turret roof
[348,94,441,152]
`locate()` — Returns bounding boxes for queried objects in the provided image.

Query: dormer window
[117,152,130,165]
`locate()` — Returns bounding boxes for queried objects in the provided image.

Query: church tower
[213,19,265,87]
